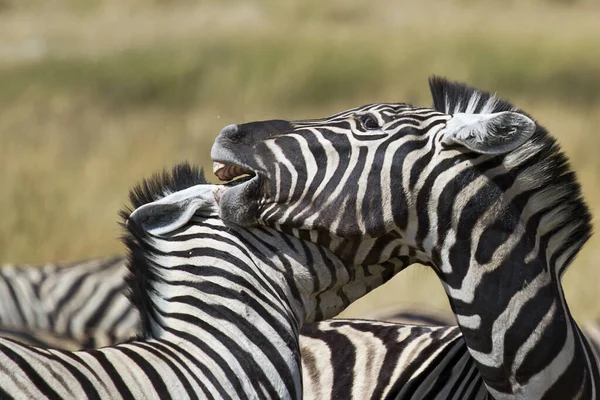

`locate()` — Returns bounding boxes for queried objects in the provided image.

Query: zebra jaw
[211,141,266,226]
[211,165,262,226]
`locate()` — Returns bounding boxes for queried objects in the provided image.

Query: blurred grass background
[1,0,599,320]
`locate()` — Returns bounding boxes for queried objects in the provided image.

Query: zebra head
[212,77,537,255]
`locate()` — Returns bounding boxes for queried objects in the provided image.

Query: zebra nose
[220,124,238,135]
[214,123,252,148]
[217,124,242,141]
[216,119,293,146]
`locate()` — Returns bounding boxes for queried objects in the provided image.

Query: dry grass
[1,0,599,321]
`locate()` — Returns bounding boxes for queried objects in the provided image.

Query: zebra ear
[442,111,536,154]
[129,185,219,236]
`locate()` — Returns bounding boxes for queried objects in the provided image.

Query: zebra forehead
[290,104,412,127]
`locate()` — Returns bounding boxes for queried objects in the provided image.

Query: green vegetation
[1,0,599,320]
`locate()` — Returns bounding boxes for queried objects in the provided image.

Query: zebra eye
[357,114,380,130]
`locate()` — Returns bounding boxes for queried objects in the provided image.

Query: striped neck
[415,151,599,398]
[435,233,598,398]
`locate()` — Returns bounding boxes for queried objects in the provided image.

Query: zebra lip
[212,161,255,182]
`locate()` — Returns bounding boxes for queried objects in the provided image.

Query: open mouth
[212,161,256,182]
[211,136,264,223]
[211,157,263,226]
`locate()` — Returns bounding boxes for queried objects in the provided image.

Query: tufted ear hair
[128,184,220,236]
[442,111,536,154]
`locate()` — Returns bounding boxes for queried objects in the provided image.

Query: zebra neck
[437,253,599,399]
[266,227,425,320]
[418,135,600,398]
[144,259,305,397]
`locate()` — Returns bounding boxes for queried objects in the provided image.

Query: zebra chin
[217,176,262,227]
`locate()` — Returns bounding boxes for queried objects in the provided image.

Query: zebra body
[0,255,489,399]
[0,164,415,399]
[300,319,488,399]
[0,317,488,399]
[212,77,600,398]
[0,257,138,348]
[3,254,600,398]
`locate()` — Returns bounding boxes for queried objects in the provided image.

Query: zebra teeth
[212,161,226,174]
[213,162,254,182]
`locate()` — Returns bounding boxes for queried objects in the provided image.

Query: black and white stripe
[212,77,600,399]
[0,259,489,399]
[368,304,600,372]
[0,164,415,399]
[0,257,138,348]
[0,309,487,398]
[300,319,488,399]
[2,255,600,398]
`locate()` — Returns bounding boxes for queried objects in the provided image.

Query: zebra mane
[125,162,208,209]
[429,76,592,277]
[429,76,515,115]
[120,162,208,338]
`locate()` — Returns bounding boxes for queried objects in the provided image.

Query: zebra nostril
[218,124,247,143]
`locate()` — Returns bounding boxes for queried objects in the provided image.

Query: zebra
[0,256,138,348]
[0,254,492,399]
[368,304,600,369]
[0,163,420,399]
[211,76,600,399]
[3,254,600,399]
[0,310,491,398]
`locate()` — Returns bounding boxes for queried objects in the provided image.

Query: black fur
[124,163,208,211]
[429,76,592,274]
[120,163,208,338]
